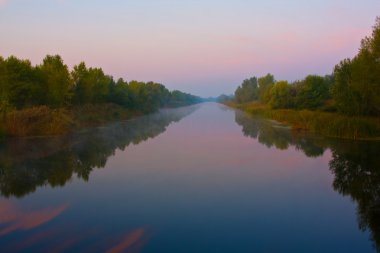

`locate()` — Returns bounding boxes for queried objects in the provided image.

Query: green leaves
[0,54,200,114]
[234,77,259,103]
[269,81,293,109]
[38,55,72,107]
[295,75,330,110]
[332,17,380,116]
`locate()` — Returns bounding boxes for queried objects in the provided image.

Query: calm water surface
[0,103,379,253]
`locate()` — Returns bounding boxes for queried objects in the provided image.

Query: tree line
[232,17,380,117]
[0,55,202,113]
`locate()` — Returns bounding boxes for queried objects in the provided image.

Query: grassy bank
[0,103,144,138]
[226,102,380,140]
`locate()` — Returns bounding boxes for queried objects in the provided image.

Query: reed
[229,102,380,140]
[0,103,144,137]
[2,106,73,137]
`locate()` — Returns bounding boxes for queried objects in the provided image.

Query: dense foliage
[232,17,380,117]
[0,55,201,114]
[234,73,333,111]
[234,77,258,103]
[333,17,380,116]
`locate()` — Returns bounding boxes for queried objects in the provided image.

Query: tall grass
[1,106,73,137]
[0,103,143,137]
[229,102,380,140]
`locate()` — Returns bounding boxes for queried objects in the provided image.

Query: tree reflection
[329,142,380,252]
[235,111,326,157]
[235,110,380,251]
[0,105,199,198]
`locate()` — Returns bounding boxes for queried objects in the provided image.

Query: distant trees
[127,81,170,112]
[0,54,201,114]
[217,94,233,103]
[167,90,202,107]
[232,17,380,117]
[233,73,334,111]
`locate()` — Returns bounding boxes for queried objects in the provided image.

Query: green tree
[0,56,41,109]
[269,81,293,109]
[258,73,275,103]
[332,59,358,115]
[108,78,132,107]
[90,68,112,104]
[234,77,258,103]
[296,75,330,109]
[71,62,91,104]
[0,54,201,115]
[38,55,73,107]
[72,62,112,104]
[0,56,9,112]
[332,17,380,116]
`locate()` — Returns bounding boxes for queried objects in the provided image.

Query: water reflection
[235,110,326,157]
[0,200,68,236]
[106,228,147,253]
[235,110,380,251]
[0,197,149,253]
[0,105,199,198]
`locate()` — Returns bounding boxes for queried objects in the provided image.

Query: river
[0,102,379,253]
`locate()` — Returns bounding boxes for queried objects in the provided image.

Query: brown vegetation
[1,106,72,137]
[228,102,380,140]
[0,103,143,137]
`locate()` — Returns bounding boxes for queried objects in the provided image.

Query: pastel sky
[1,0,379,96]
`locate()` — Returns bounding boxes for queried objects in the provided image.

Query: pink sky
[0,0,379,96]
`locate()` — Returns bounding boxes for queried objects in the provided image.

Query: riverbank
[0,103,149,138]
[225,101,380,140]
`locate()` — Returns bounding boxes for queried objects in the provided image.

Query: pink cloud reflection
[0,200,69,236]
[106,228,147,253]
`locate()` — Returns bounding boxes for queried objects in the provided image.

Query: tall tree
[258,74,275,103]
[269,81,293,109]
[38,55,73,107]
[332,17,380,116]
[234,77,258,103]
[295,75,330,109]
[1,56,41,108]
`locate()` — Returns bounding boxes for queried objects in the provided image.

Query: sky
[1,0,379,97]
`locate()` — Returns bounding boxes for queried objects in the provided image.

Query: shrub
[3,106,73,136]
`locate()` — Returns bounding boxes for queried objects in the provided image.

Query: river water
[0,103,379,253]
